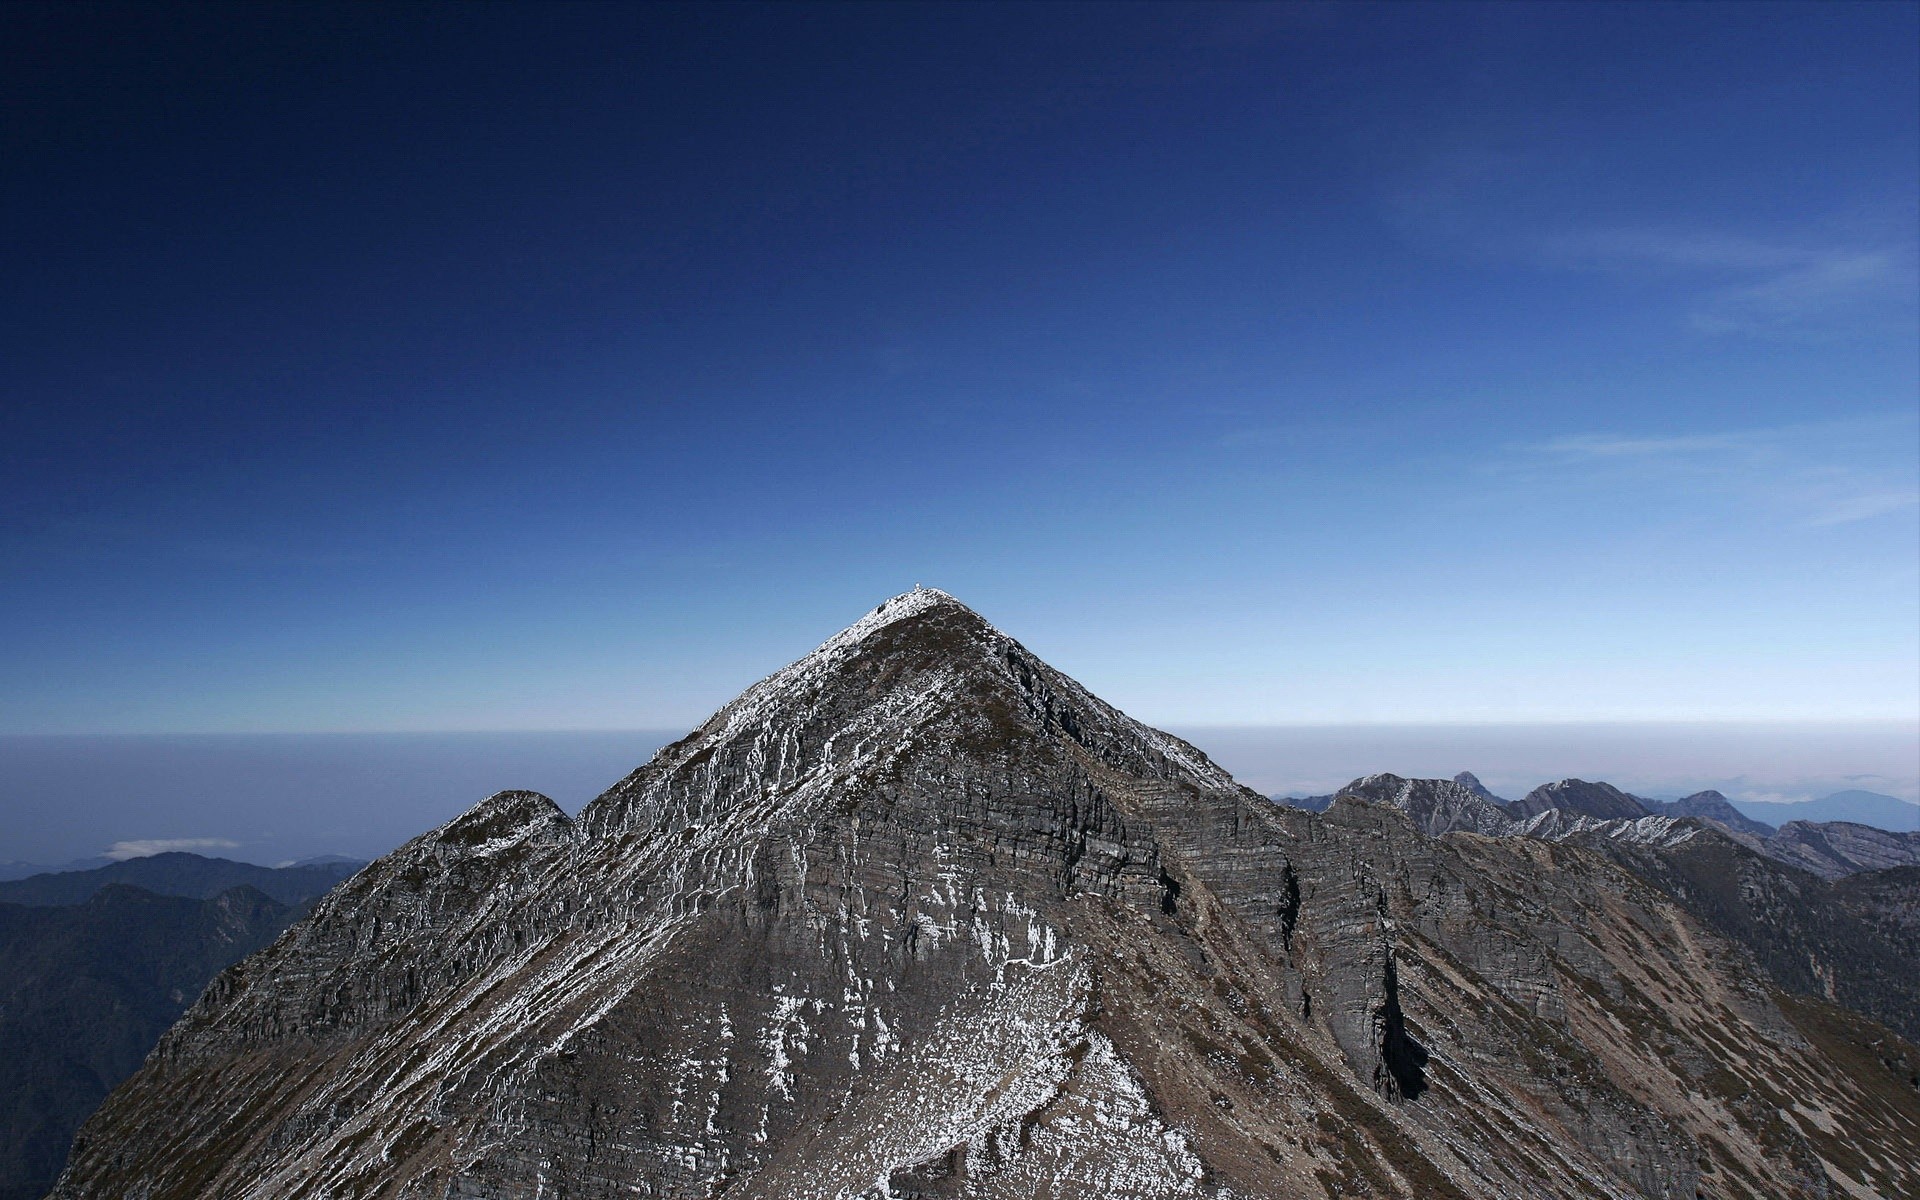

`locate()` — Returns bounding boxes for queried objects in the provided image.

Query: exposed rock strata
[53,592,1920,1200]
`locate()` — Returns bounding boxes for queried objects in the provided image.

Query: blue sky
[4,1,1917,736]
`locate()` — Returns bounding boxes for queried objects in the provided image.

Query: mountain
[1335,773,1514,837]
[1509,778,1652,821]
[0,885,295,1200]
[52,591,1920,1199]
[1274,792,1335,812]
[0,859,111,884]
[1763,820,1920,880]
[1450,771,1506,804]
[0,853,363,907]
[1555,828,1920,1046]
[1735,790,1920,834]
[1347,772,1908,881]
[1305,774,1920,1040]
[1647,789,1775,838]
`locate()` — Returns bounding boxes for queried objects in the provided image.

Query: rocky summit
[52,591,1920,1199]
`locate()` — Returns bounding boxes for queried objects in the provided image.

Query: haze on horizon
[3,3,1916,861]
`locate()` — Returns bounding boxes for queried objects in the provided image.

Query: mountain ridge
[50,591,1920,1200]
[0,852,364,908]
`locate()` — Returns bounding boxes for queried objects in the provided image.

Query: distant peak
[1453,772,1505,803]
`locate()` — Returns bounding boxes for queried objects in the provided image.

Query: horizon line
[3,716,1917,739]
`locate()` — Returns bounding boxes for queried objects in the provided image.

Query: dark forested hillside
[0,884,310,1200]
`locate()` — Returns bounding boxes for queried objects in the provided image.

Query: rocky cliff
[52,591,1920,1199]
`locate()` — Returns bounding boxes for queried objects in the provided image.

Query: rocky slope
[53,591,1920,1199]
[1450,771,1506,805]
[1765,820,1920,880]
[1335,774,1514,838]
[1561,831,1920,1046]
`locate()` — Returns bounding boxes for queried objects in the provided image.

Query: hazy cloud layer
[104,837,241,861]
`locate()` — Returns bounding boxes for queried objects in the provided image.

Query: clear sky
[4,1,1917,736]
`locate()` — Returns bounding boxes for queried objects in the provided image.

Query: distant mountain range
[0,854,362,1200]
[1279,776,1920,882]
[1733,789,1920,832]
[1276,782,1919,835]
[0,852,364,884]
[0,853,362,908]
[0,859,110,884]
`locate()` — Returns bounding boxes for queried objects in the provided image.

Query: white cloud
[104,837,241,861]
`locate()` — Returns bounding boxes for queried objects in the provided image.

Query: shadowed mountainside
[0,886,294,1200]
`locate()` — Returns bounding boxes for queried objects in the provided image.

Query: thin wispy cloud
[1385,147,1917,339]
[1539,229,1910,338]
[104,837,241,861]
[1526,418,1920,529]
[1579,226,1907,337]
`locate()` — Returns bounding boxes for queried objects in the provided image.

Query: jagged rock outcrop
[1510,778,1652,821]
[52,592,1920,1200]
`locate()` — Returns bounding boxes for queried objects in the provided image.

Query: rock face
[52,592,1920,1200]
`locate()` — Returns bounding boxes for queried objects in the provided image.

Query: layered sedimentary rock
[54,591,1920,1199]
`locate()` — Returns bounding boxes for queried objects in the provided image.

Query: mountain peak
[1452,771,1505,803]
[1512,777,1651,821]
[582,589,1233,839]
[837,585,977,639]
[56,592,1920,1200]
